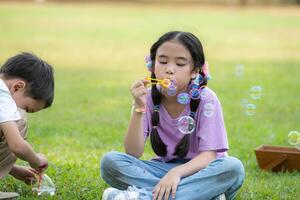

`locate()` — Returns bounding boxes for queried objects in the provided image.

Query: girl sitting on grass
[101,31,245,200]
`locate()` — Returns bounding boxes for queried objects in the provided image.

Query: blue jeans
[100,151,245,200]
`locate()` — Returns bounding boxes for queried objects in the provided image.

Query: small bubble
[245,103,256,116]
[203,103,215,117]
[177,116,195,134]
[31,174,56,196]
[167,85,177,96]
[190,88,201,100]
[200,87,209,99]
[177,92,190,105]
[287,130,300,146]
[250,86,263,100]
[189,83,199,90]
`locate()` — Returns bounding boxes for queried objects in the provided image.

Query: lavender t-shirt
[143,87,228,162]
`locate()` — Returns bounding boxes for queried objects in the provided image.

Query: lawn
[0,2,299,199]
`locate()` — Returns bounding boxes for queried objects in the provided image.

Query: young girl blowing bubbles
[100,31,245,200]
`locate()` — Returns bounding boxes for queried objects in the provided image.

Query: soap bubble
[167,79,177,96]
[200,87,209,99]
[193,74,204,85]
[177,116,195,134]
[250,86,263,100]
[177,93,190,105]
[197,74,204,85]
[167,85,177,96]
[245,103,256,116]
[203,103,215,117]
[32,174,55,196]
[189,83,199,90]
[190,88,201,100]
[287,130,300,146]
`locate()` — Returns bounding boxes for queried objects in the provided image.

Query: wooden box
[254,145,300,172]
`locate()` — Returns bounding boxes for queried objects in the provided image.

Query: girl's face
[154,40,197,94]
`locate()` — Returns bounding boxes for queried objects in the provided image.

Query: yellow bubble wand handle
[145,77,171,88]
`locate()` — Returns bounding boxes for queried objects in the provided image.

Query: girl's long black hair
[149,31,207,158]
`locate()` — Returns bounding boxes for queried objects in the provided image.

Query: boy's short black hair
[0,52,55,108]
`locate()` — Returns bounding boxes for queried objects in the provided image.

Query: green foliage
[0,2,299,199]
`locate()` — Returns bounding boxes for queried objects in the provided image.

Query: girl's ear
[11,80,26,94]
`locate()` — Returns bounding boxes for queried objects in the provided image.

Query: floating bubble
[245,103,256,116]
[192,74,204,85]
[200,87,209,99]
[177,116,195,134]
[235,64,244,77]
[170,79,177,86]
[189,83,199,90]
[167,85,177,96]
[197,74,204,85]
[190,88,201,100]
[177,93,190,105]
[287,130,300,146]
[167,80,177,96]
[146,62,152,69]
[204,102,214,109]
[32,174,55,196]
[250,86,263,100]
[203,103,215,117]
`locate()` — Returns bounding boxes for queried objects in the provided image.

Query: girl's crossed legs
[100,151,245,200]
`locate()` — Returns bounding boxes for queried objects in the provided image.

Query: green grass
[0,2,300,199]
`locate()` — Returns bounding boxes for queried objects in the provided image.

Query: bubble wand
[145,77,171,88]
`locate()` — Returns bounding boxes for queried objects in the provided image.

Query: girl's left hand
[153,168,181,200]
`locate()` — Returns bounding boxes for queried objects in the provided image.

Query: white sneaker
[219,193,226,200]
[102,187,139,200]
[0,192,19,199]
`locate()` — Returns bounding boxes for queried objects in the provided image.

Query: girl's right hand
[130,79,149,109]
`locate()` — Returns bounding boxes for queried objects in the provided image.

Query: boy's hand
[131,79,149,109]
[10,165,38,185]
[30,153,48,172]
[36,153,48,172]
